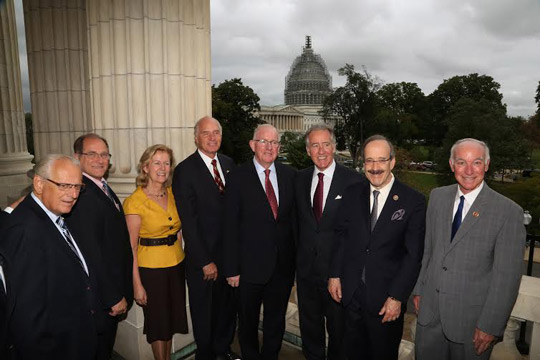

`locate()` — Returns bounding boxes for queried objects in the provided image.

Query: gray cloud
[211,0,540,117]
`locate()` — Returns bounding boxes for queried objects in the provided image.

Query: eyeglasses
[79,152,112,160]
[46,178,86,192]
[364,157,392,165]
[253,139,280,147]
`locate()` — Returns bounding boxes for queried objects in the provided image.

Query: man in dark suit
[413,138,525,360]
[1,154,98,359]
[224,124,297,360]
[328,135,426,360]
[295,124,363,360]
[65,133,133,359]
[0,210,11,358]
[172,116,238,360]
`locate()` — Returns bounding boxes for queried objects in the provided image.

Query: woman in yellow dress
[124,144,188,360]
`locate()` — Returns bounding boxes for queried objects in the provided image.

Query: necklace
[147,190,166,198]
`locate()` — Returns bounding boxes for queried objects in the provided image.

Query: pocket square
[391,209,405,221]
[335,195,342,200]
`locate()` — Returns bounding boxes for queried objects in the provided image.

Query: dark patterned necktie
[313,172,324,222]
[370,190,380,232]
[102,180,119,211]
[211,159,225,193]
[56,217,88,274]
[265,169,278,220]
[451,195,465,241]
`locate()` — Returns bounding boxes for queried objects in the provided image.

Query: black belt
[139,234,177,246]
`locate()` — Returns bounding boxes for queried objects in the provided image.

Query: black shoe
[216,351,242,360]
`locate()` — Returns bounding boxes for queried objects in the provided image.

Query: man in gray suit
[413,138,525,360]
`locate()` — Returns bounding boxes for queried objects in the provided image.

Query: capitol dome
[284,36,332,106]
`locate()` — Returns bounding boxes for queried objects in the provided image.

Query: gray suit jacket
[413,183,525,342]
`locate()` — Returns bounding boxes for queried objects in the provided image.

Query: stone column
[87,0,211,199]
[0,0,34,207]
[23,0,91,161]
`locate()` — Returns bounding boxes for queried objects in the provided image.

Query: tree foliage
[212,78,262,164]
[535,81,540,115]
[427,74,506,146]
[321,64,381,167]
[435,98,528,178]
[280,132,312,169]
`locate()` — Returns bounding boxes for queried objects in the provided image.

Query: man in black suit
[0,210,11,358]
[224,124,297,360]
[172,116,238,360]
[328,135,426,360]
[65,133,133,359]
[1,154,98,359]
[296,124,363,360]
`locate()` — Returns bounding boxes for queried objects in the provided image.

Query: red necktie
[313,172,324,222]
[211,159,225,193]
[265,169,278,219]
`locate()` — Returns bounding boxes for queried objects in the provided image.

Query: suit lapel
[371,180,401,234]
[28,197,89,275]
[447,184,489,252]
[84,177,121,213]
[275,162,287,220]
[217,153,233,182]
[320,166,344,226]
[302,167,317,225]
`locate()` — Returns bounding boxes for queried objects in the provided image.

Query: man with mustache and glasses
[328,135,426,360]
[1,155,98,359]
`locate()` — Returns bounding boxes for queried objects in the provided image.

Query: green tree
[375,82,427,147]
[436,98,528,181]
[321,64,381,167]
[25,112,34,156]
[280,132,312,169]
[212,78,262,164]
[427,74,506,146]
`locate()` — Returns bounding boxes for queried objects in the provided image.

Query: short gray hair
[194,116,222,136]
[34,154,80,179]
[304,124,336,147]
[449,138,490,165]
[362,135,395,160]
[253,124,280,141]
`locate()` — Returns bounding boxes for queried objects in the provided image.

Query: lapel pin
[393,195,399,201]
[473,211,479,217]
[226,170,230,173]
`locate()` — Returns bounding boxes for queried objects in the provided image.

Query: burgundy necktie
[211,159,225,194]
[265,169,278,219]
[313,172,324,222]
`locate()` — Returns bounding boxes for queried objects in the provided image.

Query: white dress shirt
[310,160,337,211]
[370,174,395,219]
[452,181,484,221]
[253,158,279,204]
[198,149,226,185]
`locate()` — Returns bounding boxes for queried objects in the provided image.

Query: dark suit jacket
[66,176,133,314]
[0,211,12,357]
[1,196,98,359]
[172,151,236,270]
[330,179,426,313]
[223,160,297,285]
[296,164,363,282]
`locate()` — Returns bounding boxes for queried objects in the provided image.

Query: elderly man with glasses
[0,154,99,359]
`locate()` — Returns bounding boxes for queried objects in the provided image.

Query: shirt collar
[83,173,106,189]
[31,192,61,223]
[313,160,336,179]
[456,181,484,204]
[198,149,218,164]
[253,157,276,174]
[370,173,395,196]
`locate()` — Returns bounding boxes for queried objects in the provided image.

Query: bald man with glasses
[1,154,99,359]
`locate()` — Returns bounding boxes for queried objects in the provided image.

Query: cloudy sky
[13,0,540,118]
[211,0,540,117]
